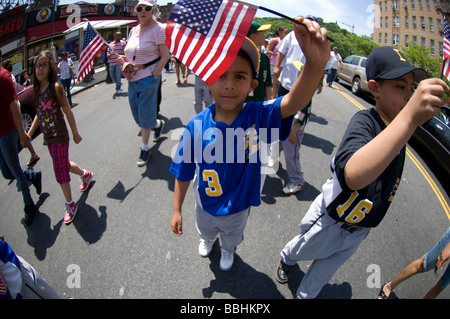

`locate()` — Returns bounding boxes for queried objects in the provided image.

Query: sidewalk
[71,65,108,96]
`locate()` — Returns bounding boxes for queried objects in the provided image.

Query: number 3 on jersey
[203,170,223,197]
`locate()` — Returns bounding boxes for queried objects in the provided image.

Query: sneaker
[282,183,304,195]
[80,170,93,192]
[32,170,42,195]
[152,120,165,142]
[64,202,78,225]
[219,248,234,271]
[23,204,37,226]
[275,260,292,284]
[198,239,215,257]
[137,149,151,167]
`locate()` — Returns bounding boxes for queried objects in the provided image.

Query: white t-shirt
[277,31,305,91]
[329,51,342,69]
[58,58,73,80]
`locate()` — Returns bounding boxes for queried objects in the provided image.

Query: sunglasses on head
[136,6,152,12]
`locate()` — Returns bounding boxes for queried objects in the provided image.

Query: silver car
[336,55,370,96]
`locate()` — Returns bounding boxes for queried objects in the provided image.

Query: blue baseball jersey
[0,241,22,299]
[170,97,293,216]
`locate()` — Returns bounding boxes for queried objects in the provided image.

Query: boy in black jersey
[275,46,448,299]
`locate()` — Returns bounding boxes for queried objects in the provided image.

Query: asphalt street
[0,67,449,303]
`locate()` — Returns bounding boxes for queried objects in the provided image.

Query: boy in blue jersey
[276,46,448,298]
[170,17,330,271]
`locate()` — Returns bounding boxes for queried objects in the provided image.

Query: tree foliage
[254,16,378,59]
[255,17,447,89]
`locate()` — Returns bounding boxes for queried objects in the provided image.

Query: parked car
[16,83,36,132]
[412,105,450,176]
[336,55,370,96]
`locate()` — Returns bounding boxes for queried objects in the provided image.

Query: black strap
[143,56,161,68]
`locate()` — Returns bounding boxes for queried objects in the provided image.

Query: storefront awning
[63,19,137,33]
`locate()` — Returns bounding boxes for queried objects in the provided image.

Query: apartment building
[373,0,449,57]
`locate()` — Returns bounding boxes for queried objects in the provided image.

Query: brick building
[373,0,450,57]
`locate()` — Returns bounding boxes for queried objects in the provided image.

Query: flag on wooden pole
[77,22,107,83]
[165,0,257,85]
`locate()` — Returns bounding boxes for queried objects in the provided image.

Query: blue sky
[58,0,375,36]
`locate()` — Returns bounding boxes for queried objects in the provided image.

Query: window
[418,0,423,9]
[393,0,399,9]
[421,16,425,30]
[413,16,417,28]
[405,15,409,28]
[430,39,435,54]
[393,34,400,45]
[426,0,431,9]
[440,42,444,57]
[380,17,383,28]
[405,35,410,46]
[385,33,389,44]
[413,36,417,45]
[386,16,389,27]
[411,0,416,9]
[379,33,383,43]
[430,18,434,32]
[438,19,442,31]
[351,57,361,66]
[421,37,426,46]
[361,58,367,68]
[394,16,400,27]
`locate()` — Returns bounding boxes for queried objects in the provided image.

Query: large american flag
[441,15,450,81]
[165,0,257,85]
[77,23,106,83]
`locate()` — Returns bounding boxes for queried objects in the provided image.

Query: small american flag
[165,0,257,85]
[77,23,106,83]
[444,16,450,61]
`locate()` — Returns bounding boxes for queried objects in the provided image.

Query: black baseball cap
[366,46,428,83]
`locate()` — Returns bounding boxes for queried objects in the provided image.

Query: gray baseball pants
[280,193,369,299]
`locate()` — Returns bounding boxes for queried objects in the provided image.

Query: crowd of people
[1,0,449,300]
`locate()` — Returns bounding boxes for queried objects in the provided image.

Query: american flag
[77,23,106,83]
[165,0,257,85]
[441,15,450,81]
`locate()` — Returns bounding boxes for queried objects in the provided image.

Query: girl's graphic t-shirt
[35,85,69,144]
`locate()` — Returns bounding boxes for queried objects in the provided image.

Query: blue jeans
[424,227,450,289]
[0,129,35,205]
[60,78,72,105]
[326,68,337,85]
[128,75,160,129]
[110,64,122,92]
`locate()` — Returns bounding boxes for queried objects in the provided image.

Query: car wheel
[351,77,361,95]
[21,107,35,132]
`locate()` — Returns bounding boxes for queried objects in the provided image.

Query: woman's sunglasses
[136,6,153,12]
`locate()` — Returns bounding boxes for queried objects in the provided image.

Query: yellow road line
[406,148,450,220]
[334,85,450,220]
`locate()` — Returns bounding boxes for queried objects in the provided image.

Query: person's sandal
[377,283,390,299]
[27,154,40,167]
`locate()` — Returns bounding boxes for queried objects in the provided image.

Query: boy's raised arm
[345,78,448,190]
[280,17,330,119]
